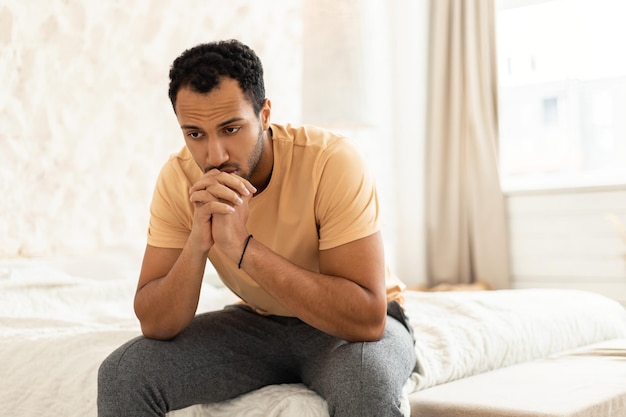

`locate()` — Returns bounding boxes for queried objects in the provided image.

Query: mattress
[409,338,626,417]
[1,249,626,417]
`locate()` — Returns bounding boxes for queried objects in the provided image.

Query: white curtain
[425,0,510,288]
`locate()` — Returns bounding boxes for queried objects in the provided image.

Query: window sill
[501,175,626,196]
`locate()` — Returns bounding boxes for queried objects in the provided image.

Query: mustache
[203,163,241,174]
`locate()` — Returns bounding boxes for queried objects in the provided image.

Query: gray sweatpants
[98,302,416,417]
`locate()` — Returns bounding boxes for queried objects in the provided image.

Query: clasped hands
[188,169,257,260]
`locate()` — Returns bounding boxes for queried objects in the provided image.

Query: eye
[223,126,241,135]
[186,131,204,140]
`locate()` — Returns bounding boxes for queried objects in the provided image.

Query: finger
[190,171,255,197]
[189,170,243,194]
[190,185,244,206]
[193,199,235,215]
[188,169,221,195]
[218,172,255,197]
[232,174,258,195]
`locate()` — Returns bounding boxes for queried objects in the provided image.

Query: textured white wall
[0,0,302,257]
[0,0,431,290]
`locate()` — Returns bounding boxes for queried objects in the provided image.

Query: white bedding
[2,252,626,417]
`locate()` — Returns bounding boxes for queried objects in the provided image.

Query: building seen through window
[496,0,626,191]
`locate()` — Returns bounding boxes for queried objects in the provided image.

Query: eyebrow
[180,117,246,131]
[180,124,201,130]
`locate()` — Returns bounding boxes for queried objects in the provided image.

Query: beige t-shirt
[147,123,405,315]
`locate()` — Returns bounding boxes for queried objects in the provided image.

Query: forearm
[237,238,387,342]
[134,243,208,340]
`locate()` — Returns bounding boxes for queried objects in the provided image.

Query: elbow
[361,316,387,342]
[139,317,184,341]
[138,320,181,341]
[352,286,388,342]
[344,322,385,343]
[369,318,386,341]
[134,302,182,341]
[344,310,387,343]
[359,295,388,342]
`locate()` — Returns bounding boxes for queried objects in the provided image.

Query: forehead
[174,78,255,122]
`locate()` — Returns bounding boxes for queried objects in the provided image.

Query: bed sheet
[403,287,626,390]
[0,253,340,417]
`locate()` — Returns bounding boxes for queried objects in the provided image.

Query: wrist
[214,234,252,265]
[237,235,254,269]
[188,228,212,254]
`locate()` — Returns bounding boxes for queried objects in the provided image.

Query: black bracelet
[238,234,254,269]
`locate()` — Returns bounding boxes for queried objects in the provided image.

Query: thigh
[297,315,416,417]
[99,305,299,415]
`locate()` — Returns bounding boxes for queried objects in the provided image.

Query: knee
[98,344,125,416]
[324,368,406,417]
[323,328,415,416]
[99,337,141,388]
[97,337,151,413]
[321,346,408,417]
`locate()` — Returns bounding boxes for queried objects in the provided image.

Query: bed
[2,247,626,417]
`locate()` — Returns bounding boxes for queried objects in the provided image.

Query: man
[98,39,416,417]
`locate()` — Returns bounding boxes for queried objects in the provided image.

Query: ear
[260,98,272,130]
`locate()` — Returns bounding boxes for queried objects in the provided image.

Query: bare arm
[219,230,388,342]
[133,244,206,340]
[134,170,255,340]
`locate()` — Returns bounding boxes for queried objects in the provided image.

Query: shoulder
[157,146,202,187]
[271,123,344,146]
[271,123,360,162]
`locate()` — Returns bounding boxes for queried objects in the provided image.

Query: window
[496,0,626,191]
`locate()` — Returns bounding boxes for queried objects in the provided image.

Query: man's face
[174,78,271,185]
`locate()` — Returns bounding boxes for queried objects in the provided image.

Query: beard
[243,122,265,181]
[202,122,265,180]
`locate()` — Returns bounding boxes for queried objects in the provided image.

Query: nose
[206,137,229,169]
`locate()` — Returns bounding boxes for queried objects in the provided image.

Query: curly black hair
[168,39,266,114]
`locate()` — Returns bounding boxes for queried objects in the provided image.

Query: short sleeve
[146,159,194,249]
[315,138,380,250]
